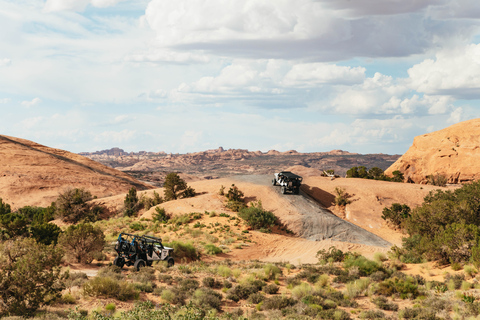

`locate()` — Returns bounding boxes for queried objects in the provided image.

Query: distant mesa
[385,118,480,184]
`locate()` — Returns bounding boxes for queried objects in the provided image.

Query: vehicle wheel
[281,186,287,194]
[272,179,276,186]
[167,257,175,268]
[134,259,146,271]
[113,256,124,269]
[294,187,300,195]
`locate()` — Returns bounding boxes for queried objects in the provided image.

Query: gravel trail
[232,175,391,248]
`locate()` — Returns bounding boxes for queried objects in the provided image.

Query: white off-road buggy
[113,233,174,271]
[272,171,303,194]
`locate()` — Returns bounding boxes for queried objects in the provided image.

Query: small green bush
[343,255,381,276]
[381,203,411,229]
[371,296,398,311]
[204,244,222,255]
[263,283,279,294]
[164,241,200,261]
[316,246,345,263]
[192,288,222,311]
[238,202,277,231]
[82,276,139,301]
[153,207,169,223]
[261,296,296,310]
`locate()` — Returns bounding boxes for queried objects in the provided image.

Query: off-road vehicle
[113,233,174,271]
[272,171,302,194]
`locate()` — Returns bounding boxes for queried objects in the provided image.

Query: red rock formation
[385,118,480,184]
[0,135,152,209]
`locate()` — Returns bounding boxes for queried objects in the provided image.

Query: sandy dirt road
[231,175,391,248]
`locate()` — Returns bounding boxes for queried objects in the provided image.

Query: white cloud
[283,64,365,87]
[0,58,11,67]
[0,98,10,104]
[44,0,90,12]
[21,97,41,108]
[408,44,480,99]
[126,49,210,64]
[43,0,125,12]
[448,107,464,123]
[321,0,445,17]
[144,0,473,61]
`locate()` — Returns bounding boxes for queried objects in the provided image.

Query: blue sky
[1,0,480,155]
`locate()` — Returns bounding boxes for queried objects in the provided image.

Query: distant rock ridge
[385,118,480,184]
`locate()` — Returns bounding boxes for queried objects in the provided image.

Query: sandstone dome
[385,118,480,184]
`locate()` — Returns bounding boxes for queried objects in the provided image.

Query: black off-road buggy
[113,233,174,271]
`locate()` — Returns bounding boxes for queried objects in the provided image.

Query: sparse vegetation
[163,172,196,201]
[58,223,105,264]
[0,238,66,317]
[55,187,102,223]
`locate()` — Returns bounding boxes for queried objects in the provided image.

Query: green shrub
[427,174,447,187]
[343,255,381,276]
[164,172,195,201]
[264,263,282,280]
[192,288,222,311]
[291,282,313,299]
[238,202,277,230]
[83,276,139,301]
[164,241,200,261]
[359,310,386,319]
[55,187,99,223]
[202,277,222,289]
[105,303,116,312]
[179,279,200,293]
[316,246,346,263]
[0,238,65,317]
[261,296,296,310]
[58,223,105,264]
[227,283,260,301]
[123,187,140,217]
[334,187,351,206]
[381,203,411,229]
[30,222,62,245]
[371,296,398,311]
[376,277,419,299]
[248,292,265,304]
[64,272,89,288]
[263,283,279,294]
[61,293,76,304]
[153,207,169,223]
[204,244,222,255]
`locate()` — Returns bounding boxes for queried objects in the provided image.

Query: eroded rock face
[0,135,152,209]
[385,119,480,184]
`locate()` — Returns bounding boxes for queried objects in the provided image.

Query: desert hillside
[385,118,480,184]
[0,135,152,209]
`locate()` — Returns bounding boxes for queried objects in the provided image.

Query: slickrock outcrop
[0,135,152,209]
[385,119,480,184]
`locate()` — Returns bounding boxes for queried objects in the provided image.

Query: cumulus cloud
[144,0,471,61]
[283,63,365,87]
[408,44,480,99]
[21,97,41,108]
[320,0,445,17]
